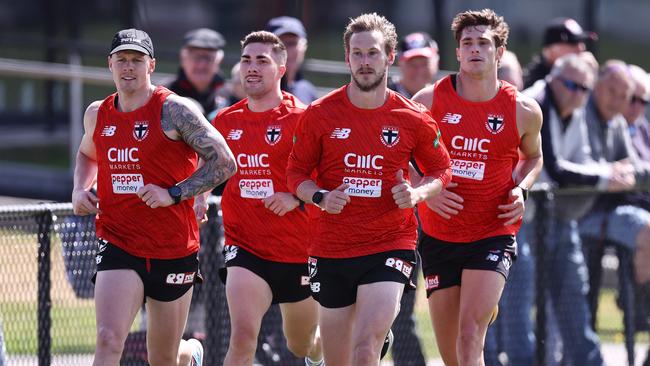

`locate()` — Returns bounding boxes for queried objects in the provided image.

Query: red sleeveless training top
[418,75,521,242]
[93,86,199,258]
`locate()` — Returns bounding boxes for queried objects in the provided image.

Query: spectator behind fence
[523,17,597,89]
[388,32,439,98]
[168,28,229,120]
[72,28,236,365]
[580,60,650,286]
[623,65,650,366]
[266,16,318,104]
[387,30,441,366]
[524,53,613,366]
[484,49,537,366]
[624,65,650,169]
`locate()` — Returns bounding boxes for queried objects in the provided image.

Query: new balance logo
[227,129,243,140]
[101,126,116,136]
[330,128,351,139]
[441,113,462,124]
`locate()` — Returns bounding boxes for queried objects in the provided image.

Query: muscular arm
[72,101,101,215]
[514,93,544,189]
[161,94,236,201]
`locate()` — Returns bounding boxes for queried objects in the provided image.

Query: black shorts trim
[308,250,417,308]
[220,245,310,304]
[93,239,202,302]
[418,234,516,297]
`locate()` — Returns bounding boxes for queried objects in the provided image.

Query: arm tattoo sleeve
[161,96,236,200]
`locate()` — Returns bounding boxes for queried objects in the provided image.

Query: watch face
[169,186,182,198]
[312,191,324,205]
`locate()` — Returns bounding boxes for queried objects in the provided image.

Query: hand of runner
[193,193,209,226]
[497,187,525,225]
[424,182,463,219]
[263,192,300,216]
[137,184,174,208]
[72,189,99,215]
[392,169,418,209]
[321,183,350,214]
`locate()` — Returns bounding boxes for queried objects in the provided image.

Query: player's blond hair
[343,13,397,56]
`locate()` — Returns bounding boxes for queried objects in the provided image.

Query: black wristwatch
[311,190,328,206]
[168,185,182,205]
[516,184,529,201]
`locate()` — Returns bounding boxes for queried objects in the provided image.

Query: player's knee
[286,338,311,358]
[353,338,381,364]
[147,350,177,366]
[95,326,126,355]
[229,326,258,355]
[285,324,317,357]
[458,321,482,350]
[439,351,460,366]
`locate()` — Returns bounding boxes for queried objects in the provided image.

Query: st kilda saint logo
[485,114,505,134]
[133,121,149,141]
[308,257,318,278]
[381,126,400,147]
[265,125,282,145]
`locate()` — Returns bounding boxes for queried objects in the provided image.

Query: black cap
[183,28,226,50]
[109,28,154,57]
[398,32,438,61]
[543,18,597,46]
[266,16,307,39]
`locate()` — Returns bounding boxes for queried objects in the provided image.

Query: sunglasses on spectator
[559,78,591,93]
[631,95,650,106]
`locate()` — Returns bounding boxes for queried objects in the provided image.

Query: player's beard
[352,67,386,92]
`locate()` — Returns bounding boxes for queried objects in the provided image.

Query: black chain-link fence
[0,191,647,365]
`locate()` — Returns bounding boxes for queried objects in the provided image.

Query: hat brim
[184,40,223,50]
[110,44,152,57]
[401,48,437,61]
[272,26,306,38]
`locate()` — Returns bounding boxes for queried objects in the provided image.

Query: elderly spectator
[581,59,650,295]
[168,28,228,118]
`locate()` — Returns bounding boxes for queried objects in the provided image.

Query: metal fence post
[534,189,553,366]
[204,201,228,365]
[36,210,52,366]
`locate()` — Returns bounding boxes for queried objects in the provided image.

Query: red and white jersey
[93,86,200,259]
[418,75,521,242]
[287,86,451,258]
[213,92,310,263]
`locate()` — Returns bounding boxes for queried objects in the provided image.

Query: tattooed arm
[138,94,236,208]
[163,94,236,200]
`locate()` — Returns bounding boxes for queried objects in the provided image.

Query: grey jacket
[524,80,612,220]
[584,95,650,210]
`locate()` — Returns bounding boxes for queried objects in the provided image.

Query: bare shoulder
[516,92,542,134]
[412,84,435,110]
[83,100,103,131]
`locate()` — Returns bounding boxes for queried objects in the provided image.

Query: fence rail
[0,189,646,365]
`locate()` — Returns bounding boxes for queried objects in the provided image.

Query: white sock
[305,356,324,366]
